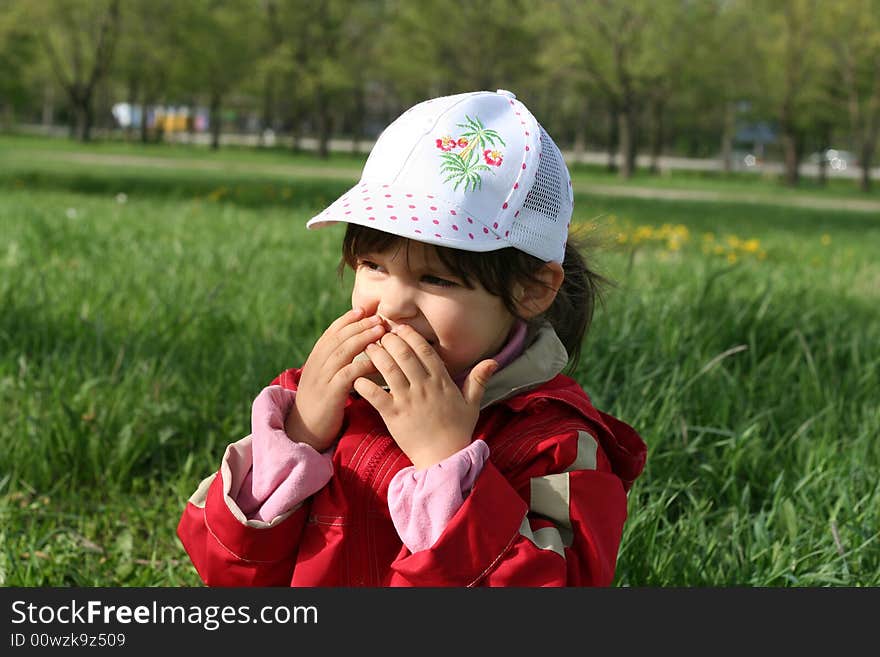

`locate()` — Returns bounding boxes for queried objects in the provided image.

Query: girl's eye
[358,260,383,272]
[422,275,456,288]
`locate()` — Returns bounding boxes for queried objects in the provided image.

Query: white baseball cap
[306,89,574,263]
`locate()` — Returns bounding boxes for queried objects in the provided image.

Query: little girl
[177,89,646,586]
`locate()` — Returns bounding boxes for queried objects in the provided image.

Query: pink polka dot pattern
[311,182,518,252]
[493,96,539,226]
[306,94,558,259]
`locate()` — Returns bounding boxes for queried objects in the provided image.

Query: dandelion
[65,208,78,219]
[742,239,760,253]
[727,252,738,264]
[821,234,832,246]
[115,193,128,204]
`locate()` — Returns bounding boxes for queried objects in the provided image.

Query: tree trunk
[42,84,55,127]
[573,97,589,163]
[618,105,637,179]
[859,144,873,192]
[316,89,332,159]
[720,101,735,173]
[781,129,800,186]
[125,77,138,141]
[260,75,276,146]
[816,122,831,186]
[817,150,827,185]
[606,105,618,173]
[75,97,93,142]
[140,100,150,143]
[210,92,222,150]
[648,97,664,175]
[1,104,13,131]
[351,83,366,156]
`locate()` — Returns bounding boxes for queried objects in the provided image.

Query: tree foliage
[2,0,879,189]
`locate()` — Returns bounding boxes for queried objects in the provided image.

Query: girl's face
[351,240,517,378]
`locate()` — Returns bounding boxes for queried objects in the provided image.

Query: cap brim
[306,182,509,253]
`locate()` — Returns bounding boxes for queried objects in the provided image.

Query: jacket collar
[481,322,568,409]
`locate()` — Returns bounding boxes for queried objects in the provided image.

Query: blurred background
[2,0,879,188]
[1,0,878,587]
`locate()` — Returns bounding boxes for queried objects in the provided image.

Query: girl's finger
[352,376,392,412]
[324,307,366,335]
[365,342,409,390]
[378,331,430,383]
[324,313,384,352]
[461,359,499,407]
[331,354,381,390]
[324,321,386,370]
[391,325,447,376]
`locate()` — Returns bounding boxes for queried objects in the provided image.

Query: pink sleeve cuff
[387,439,490,553]
[231,385,334,522]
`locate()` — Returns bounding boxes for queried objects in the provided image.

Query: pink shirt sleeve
[387,439,490,553]
[231,385,334,523]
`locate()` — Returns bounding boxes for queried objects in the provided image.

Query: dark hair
[339,224,610,370]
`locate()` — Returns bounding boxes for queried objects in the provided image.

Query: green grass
[1,137,878,586]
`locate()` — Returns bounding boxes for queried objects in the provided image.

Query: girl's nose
[376,279,419,323]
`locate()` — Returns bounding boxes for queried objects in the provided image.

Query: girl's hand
[285,307,387,451]
[352,325,498,469]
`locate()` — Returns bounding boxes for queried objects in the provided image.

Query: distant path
[40,151,880,214]
[575,183,880,213]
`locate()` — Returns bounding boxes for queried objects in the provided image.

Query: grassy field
[1,136,878,586]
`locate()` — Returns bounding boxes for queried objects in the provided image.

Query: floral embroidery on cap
[483,149,503,167]
[436,136,457,152]
[435,115,505,192]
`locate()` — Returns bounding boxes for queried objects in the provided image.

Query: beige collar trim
[481,323,569,409]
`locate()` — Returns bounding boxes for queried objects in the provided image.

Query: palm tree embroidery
[437,115,506,192]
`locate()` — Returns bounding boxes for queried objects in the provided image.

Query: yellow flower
[821,234,831,246]
[727,252,738,264]
[742,239,761,253]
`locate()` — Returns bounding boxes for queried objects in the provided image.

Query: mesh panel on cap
[521,125,564,220]
[510,125,571,260]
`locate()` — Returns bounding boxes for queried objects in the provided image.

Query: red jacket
[178,329,646,587]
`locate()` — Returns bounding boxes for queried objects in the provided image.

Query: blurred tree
[113,0,187,143]
[26,0,121,141]
[638,1,700,174]
[672,0,760,170]
[553,0,663,179]
[828,0,880,192]
[260,0,385,157]
[0,0,37,128]
[179,0,264,149]
[750,0,824,186]
[379,0,539,107]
